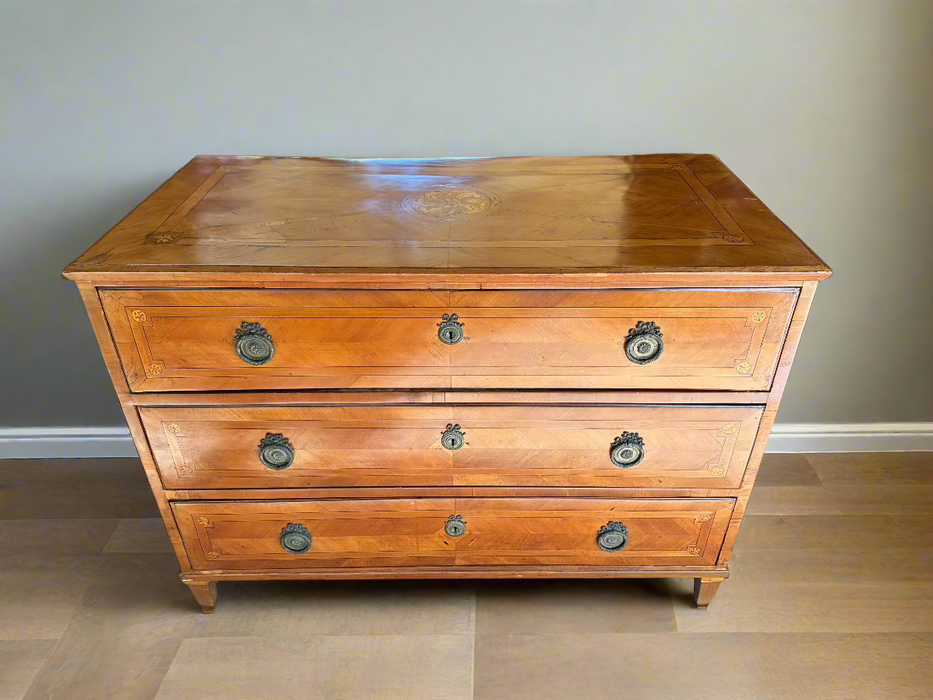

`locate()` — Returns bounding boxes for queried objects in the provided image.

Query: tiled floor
[1,453,931,699]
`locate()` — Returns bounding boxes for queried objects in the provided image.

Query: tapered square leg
[185,580,218,613]
[693,577,723,608]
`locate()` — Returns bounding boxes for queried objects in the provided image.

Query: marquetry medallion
[401,187,501,220]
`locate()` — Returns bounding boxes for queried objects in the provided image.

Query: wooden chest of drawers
[64,155,830,612]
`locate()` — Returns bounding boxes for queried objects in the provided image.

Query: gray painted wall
[2,0,932,428]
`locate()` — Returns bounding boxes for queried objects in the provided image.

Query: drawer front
[173,498,735,570]
[143,405,763,489]
[103,289,795,392]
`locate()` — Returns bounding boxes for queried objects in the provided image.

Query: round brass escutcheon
[280,523,312,554]
[437,314,464,345]
[624,321,664,365]
[234,322,274,365]
[596,521,629,552]
[259,433,295,470]
[445,515,467,538]
[609,432,645,468]
[441,424,466,451]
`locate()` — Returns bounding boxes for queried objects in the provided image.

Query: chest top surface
[64,154,829,280]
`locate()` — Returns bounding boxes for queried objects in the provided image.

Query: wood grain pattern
[62,154,830,613]
[74,283,193,573]
[714,281,818,571]
[162,486,730,500]
[127,389,769,407]
[694,577,724,607]
[101,288,795,392]
[141,404,763,490]
[179,566,730,582]
[63,155,831,277]
[184,580,217,614]
[172,498,735,571]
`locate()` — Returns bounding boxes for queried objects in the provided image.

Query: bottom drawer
[173,498,735,570]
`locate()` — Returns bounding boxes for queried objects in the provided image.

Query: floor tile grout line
[19,607,84,700]
[15,638,60,700]
[151,637,185,699]
[801,454,826,486]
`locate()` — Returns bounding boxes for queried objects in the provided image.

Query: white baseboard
[1,423,933,459]
[0,427,138,459]
[767,423,933,453]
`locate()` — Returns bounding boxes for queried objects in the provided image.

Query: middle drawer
[142,404,762,490]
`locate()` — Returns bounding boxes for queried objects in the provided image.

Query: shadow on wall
[0,175,170,426]
[777,0,933,423]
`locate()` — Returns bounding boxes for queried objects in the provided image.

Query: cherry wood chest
[64,155,830,612]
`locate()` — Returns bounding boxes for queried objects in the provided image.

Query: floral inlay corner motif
[146,232,179,245]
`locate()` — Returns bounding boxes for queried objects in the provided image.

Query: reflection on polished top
[64,155,830,277]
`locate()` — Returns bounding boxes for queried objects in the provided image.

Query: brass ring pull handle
[280,523,312,554]
[445,515,467,537]
[441,424,466,451]
[259,433,295,470]
[437,314,464,345]
[609,432,645,468]
[234,322,274,365]
[596,521,629,552]
[624,321,663,364]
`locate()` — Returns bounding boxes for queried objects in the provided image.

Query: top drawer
[101,289,796,393]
